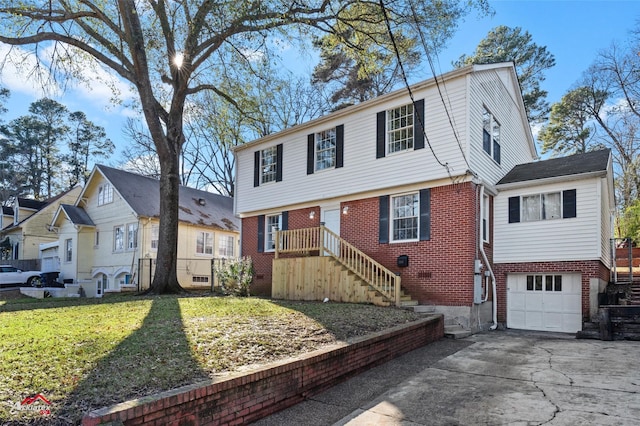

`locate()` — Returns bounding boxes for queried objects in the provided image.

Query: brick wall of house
[493,260,610,323]
[243,182,485,306]
[82,316,444,426]
[340,182,479,306]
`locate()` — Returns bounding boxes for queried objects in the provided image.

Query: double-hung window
[114,225,124,251]
[150,225,159,250]
[218,235,235,257]
[265,214,282,251]
[261,146,278,184]
[482,194,491,243]
[388,104,414,153]
[196,231,214,255]
[127,223,138,250]
[391,193,419,242]
[482,107,501,164]
[315,128,336,171]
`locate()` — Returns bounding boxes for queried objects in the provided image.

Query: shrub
[215,257,254,296]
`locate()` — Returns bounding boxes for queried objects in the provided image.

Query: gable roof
[92,165,239,231]
[58,204,95,226]
[497,149,611,187]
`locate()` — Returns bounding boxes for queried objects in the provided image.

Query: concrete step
[412,305,436,314]
[444,324,472,339]
[399,299,419,307]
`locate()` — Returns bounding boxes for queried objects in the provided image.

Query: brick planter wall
[82,315,444,426]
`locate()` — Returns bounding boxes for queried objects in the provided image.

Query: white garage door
[507,273,582,333]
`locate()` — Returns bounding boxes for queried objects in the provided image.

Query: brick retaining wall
[83,315,444,426]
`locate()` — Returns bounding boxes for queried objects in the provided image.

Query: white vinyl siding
[495,178,603,263]
[235,75,471,214]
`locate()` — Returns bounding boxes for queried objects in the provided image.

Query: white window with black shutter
[254,144,283,186]
[376,100,425,158]
[508,189,577,223]
[257,212,288,253]
[379,189,430,243]
[307,125,344,174]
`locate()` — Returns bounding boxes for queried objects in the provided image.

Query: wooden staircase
[273,225,419,307]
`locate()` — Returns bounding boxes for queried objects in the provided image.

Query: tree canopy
[454,25,555,124]
[0,0,488,294]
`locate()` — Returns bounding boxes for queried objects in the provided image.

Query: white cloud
[0,44,62,98]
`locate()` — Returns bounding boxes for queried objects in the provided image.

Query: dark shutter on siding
[336,124,344,168]
[275,143,283,182]
[419,188,431,241]
[376,111,386,159]
[307,134,315,175]
[281,211,289,230]
[508,197,520,223]
[414,99,425,150]
[253,151,260,187]
[563,189,577,218]
[257,215,265,253]
[379,195,389,244]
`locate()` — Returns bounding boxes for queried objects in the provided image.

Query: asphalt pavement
[253,329,640,425]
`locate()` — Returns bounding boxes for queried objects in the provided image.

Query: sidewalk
[253,330,640,425]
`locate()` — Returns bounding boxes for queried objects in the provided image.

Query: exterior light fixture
[342,206,349,215]
[309,211,315,219]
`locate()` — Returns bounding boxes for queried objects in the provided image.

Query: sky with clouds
[0,0,638,162]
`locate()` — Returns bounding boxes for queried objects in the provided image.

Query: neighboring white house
[50,165,239,296]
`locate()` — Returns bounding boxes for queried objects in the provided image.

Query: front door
[322,208,340,256]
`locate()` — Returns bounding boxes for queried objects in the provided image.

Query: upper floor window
[127,223,138,250]
[98,183,113,206]
[254,144,283,186]
[482,107,501,164]
[391,193,419,241]
[196,231,214,255]
[315,128,336,171]
[114,225,124,251]
[508,189,577,223]
[388,104,414,153]
[218,235,235,258]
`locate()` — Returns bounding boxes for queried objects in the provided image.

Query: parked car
[0,265,42,287]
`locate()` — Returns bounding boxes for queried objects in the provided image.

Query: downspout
[479,184,498,330]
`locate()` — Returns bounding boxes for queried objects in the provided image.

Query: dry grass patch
[0,293,423,424]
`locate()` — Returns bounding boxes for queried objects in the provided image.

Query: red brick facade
[242,182,490,307]
[493,260,610,323]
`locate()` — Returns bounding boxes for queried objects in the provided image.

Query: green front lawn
[0,293,423,423]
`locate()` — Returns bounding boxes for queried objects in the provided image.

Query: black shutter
[414,99,425,150]
[275,143,283,182]
[307,134,315,175]
[281,211,289,230]
[336,124,344,168]
[419,188,431,241]
[563,189,577,218]
[257,215,265,253]
[508,197,520,223]
[379,195,389,244]
[253,151,260,187]
[376,111,386,159]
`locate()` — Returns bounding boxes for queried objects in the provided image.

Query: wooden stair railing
[275,225,402,306]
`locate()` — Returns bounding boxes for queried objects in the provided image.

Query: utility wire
[378,0,450,175]
[406,0,471,172]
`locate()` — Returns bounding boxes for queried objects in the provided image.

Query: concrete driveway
[254,330,640,425]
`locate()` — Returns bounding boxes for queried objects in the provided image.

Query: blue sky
[1,0,639,160]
